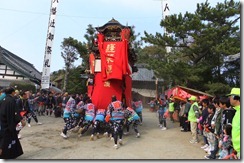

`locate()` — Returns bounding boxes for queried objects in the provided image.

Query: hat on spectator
[188,95,197,101]
[227,88,240,97]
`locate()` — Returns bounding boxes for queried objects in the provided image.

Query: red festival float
[87,18,137,110]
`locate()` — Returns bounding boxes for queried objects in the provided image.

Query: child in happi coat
[103,109,113,139]
[60,94,77,139]
[124,106,141,138]
[148,99,156,112]
[78,98,96,137]
[107,95,124,149]
[90,109,106,140]
[132,98,143,124]
[73,100,86,131]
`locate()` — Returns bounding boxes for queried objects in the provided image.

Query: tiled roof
[95,18,129,33]
[132,67,155,81]
[0,46,41,84]
[131,65,164,82]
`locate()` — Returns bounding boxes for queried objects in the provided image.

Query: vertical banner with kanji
[41,0,59,89]
[162,0,171,53]
[97,40,131,81]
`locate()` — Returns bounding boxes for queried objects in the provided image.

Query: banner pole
[41,0,59,90]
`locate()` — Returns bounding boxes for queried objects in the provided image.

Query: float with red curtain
[86,18,137,110]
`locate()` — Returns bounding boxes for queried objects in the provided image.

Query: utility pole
[162,0,171,53]
[154,0,172,90]
[159,0,173,91]
[155,78,158,99]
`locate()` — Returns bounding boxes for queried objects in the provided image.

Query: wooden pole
[155,78,158,99]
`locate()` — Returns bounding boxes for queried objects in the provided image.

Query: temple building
[0,46,61,92]
[0,46,41,88]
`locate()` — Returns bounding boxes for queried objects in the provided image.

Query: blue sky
[0,0,239,72]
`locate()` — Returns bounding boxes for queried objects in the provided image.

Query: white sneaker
[159,125,163,128]
[60,132,67,139]
[204,155,210,159]
[119,139,123,145]
[136,133,140,138]
[161,127,167,130]
[37,122,42,125]
[28,124,31,127]
[201,144,208,149]
[114,144,118,149]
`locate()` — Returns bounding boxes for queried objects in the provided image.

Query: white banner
[162,0,171,53]
[41,0,59,89]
